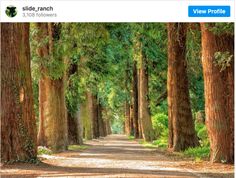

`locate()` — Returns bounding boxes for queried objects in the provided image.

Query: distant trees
[201,23,234,163]
[167,23,199,151]
[1,23,37,162]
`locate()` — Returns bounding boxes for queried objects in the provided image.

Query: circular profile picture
[5,6,17,18]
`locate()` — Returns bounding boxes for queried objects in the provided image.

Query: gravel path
[1,134,234,177]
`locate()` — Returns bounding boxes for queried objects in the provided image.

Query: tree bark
[92,94,100,138]
[132,61,139,138]
[129,105,134,136]
[98,103,106,137]
[125,102,131,135]
[67,112,83,145]
[201,23,234,163]
[1,23,37,162]
[139,48,154,142]
[36,23,68,152]
[137,69,143,138]
[80,92,93,140]
[167,23,199,151]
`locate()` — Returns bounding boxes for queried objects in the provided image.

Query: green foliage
[66,73,82,115]
[183,146,210,160]
[30,24,68,80]
[195,122,209,147]
[68,145,89,151]
[214,51,233,71]
[37,146,52,155]
[111,114,124,134]
[152,137,168,148]
[186,25,205,113]
[152,113,168,137]
[139,140,158,149]
[128,136,135,140]
[208,23,234,35]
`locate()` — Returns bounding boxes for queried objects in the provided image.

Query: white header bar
[1,0,235,22]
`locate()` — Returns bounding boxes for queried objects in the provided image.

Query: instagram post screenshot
[0,0,235,177]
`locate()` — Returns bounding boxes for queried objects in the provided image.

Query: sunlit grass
[128,136,135,140]
[182,146,210,161]
[37,146,52,155]
[139,137,168,149]
[139,140,159,149]
[68,145,89,151]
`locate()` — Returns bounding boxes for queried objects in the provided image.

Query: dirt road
[0,135,234,177]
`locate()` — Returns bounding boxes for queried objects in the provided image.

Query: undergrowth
[68,145,89,151]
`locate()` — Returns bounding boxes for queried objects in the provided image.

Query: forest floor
[0,134,234,178]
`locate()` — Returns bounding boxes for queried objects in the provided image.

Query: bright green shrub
[195,122,209,147]
[183,146,210,160]
[152,113,168,137]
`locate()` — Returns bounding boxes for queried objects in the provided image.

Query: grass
[68,145,89,151]
[139,140,159,149]
[128,136,135,140]
[138,138,209,162]
[182,146,210,161]
[37,146,52,155]
[152,139,168,148]
[139,137,168,149]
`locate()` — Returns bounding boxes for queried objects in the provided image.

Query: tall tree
[92,94,100,138]
[139,43,154,142]
[1,23,37,162]
[167,23,199,151]
[132,61,139,138]
[98,102,106,137]
[66,63,83,145]
[201,23,234,163]
[81,91,93,140]
[124,102,131,135]
[36,23,68,152]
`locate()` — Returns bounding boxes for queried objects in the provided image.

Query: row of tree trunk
[124,39,154,142]
[1,23,112,163]
[81,92,112,140]
[200,23,234,163]
[124,23,234,164]
[35,23,111,151]
[168,23,234,163]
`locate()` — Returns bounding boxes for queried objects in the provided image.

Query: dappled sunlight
[2,135,231,178]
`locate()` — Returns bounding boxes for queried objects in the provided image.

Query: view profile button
[188,6,230,17]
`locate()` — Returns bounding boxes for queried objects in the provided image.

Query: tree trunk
[139,50,154,142]
[86,91,94,140]
[36,23,68,152]
[201,23,234,163]
[167,23,199,151]
[81,92,93,140]
[129,105,134,136]
[132,61,139,138]
[102,109,112,135]
[137,69,143,138]
[67,112,83,145]
[92,94,100,138]
[98,103,106,137]
[1,23,37,162]
[125,102,131,135]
